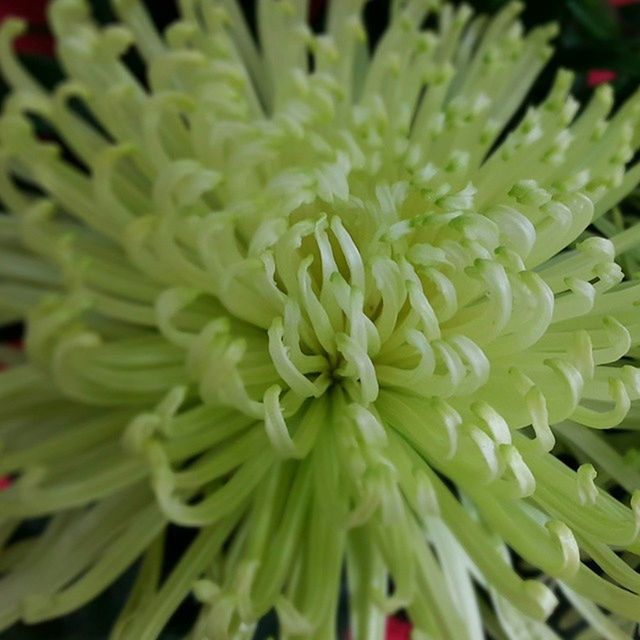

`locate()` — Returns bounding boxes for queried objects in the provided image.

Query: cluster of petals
[1,1,640,639]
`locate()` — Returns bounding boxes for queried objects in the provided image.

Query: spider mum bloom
[1,0,640,638]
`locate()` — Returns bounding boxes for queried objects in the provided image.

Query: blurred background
[3,0,640,102]
[0,0,639,638]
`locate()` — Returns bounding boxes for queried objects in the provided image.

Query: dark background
[1,0,640,638]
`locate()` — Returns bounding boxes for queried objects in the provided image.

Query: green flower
[1,0,640,638]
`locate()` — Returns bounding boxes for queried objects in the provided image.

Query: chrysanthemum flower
[1,1,640,638]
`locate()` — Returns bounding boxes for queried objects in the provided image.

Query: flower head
[1,0,640,638]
